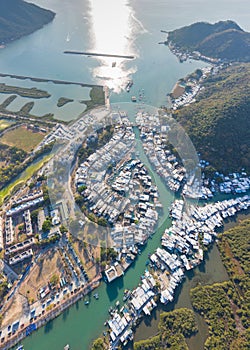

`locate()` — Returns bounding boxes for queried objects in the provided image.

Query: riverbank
[133,209,250,348]
[0,154,51,205]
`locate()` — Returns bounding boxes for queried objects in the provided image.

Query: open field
[0,126,45,152]
[170,82,185,98]
[19,249,64,302]
[72,235,100,280]
[2,293,29,328]
[0,154,51,205]
[0,118,13,130]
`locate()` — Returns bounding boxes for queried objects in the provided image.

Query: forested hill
[167,20,250,62]
[0,0,55,44]
[173,63,250,172]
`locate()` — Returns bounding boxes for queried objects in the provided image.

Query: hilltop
[0,0,55,44]
[167,20,250,62]
[173,63,250,172]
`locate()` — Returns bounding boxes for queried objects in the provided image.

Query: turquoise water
[1,0,249,120]
[2,0,248,348]
[22,107,174,350]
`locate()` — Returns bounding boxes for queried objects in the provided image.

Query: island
[165,20,250,63]
[0,0,55,45]
[57,97,74,108]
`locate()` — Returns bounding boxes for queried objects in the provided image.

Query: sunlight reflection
[88,0,145,92]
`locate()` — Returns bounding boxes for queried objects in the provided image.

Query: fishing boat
[126,80,133,92]
[123,289,131,302]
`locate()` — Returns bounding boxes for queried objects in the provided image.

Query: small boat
[123,289,131,302]
[66,33,70,42]
[94,292,99,299]
[16,346,24,350]
[131,96,137,102]
[84,300,89,305]
[64,345,70,350]
[126,80,133,92]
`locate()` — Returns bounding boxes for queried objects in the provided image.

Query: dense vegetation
[0,142,53,191]
[77,125,114,164]
[0,83,50,99]
[134,308,197,349]
[190,219,250,349]
[0,144,27,188]
[81,86,105,111]
[0,0,55,44]
[218,219,250,332]
[173,63,250,172]
[167,20,250,62]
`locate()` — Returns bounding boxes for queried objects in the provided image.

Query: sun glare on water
[88,0,145,92]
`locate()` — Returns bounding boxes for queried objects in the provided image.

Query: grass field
[0,126,45,152]
[0,118,13,131]
[19,249,64,302]
[0,154,51,205]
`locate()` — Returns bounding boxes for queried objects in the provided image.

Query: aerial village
[105,194,250,348]
[0,99,250,349]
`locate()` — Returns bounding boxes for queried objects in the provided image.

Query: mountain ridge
[0,0,55,44]
[167,20,250,62]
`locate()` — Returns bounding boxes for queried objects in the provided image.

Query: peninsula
[165,20,250,63]
[0,0,55,45]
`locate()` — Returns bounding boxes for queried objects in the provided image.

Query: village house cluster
[136,112,186,192]
[106,194,250,348]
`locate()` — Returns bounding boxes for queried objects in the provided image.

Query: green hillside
[0,0,55,44]
[167,20,250,62]
[173,63,250,172]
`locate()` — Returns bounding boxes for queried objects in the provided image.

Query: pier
[64,50,135,60]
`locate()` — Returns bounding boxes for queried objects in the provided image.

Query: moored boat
[126,79,133,92]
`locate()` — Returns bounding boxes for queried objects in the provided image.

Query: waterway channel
[20,104,236,350]
[21,105,175,349]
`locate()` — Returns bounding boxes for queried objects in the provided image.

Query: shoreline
[0,73,102,89]
[133,209,250,346]
[1,277,102,350]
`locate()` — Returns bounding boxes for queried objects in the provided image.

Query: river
[2,0,249,349]
[21,104,175,350]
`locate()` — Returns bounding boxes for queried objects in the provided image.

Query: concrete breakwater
[64,50,135,60]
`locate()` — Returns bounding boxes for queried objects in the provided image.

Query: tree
[42,219,51,232]
[59,225,68,234]
[91,337,105,350]
[78,185,87,193]
[97,217,107,227]
[50,274,59,286]
[18,224,25,232]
